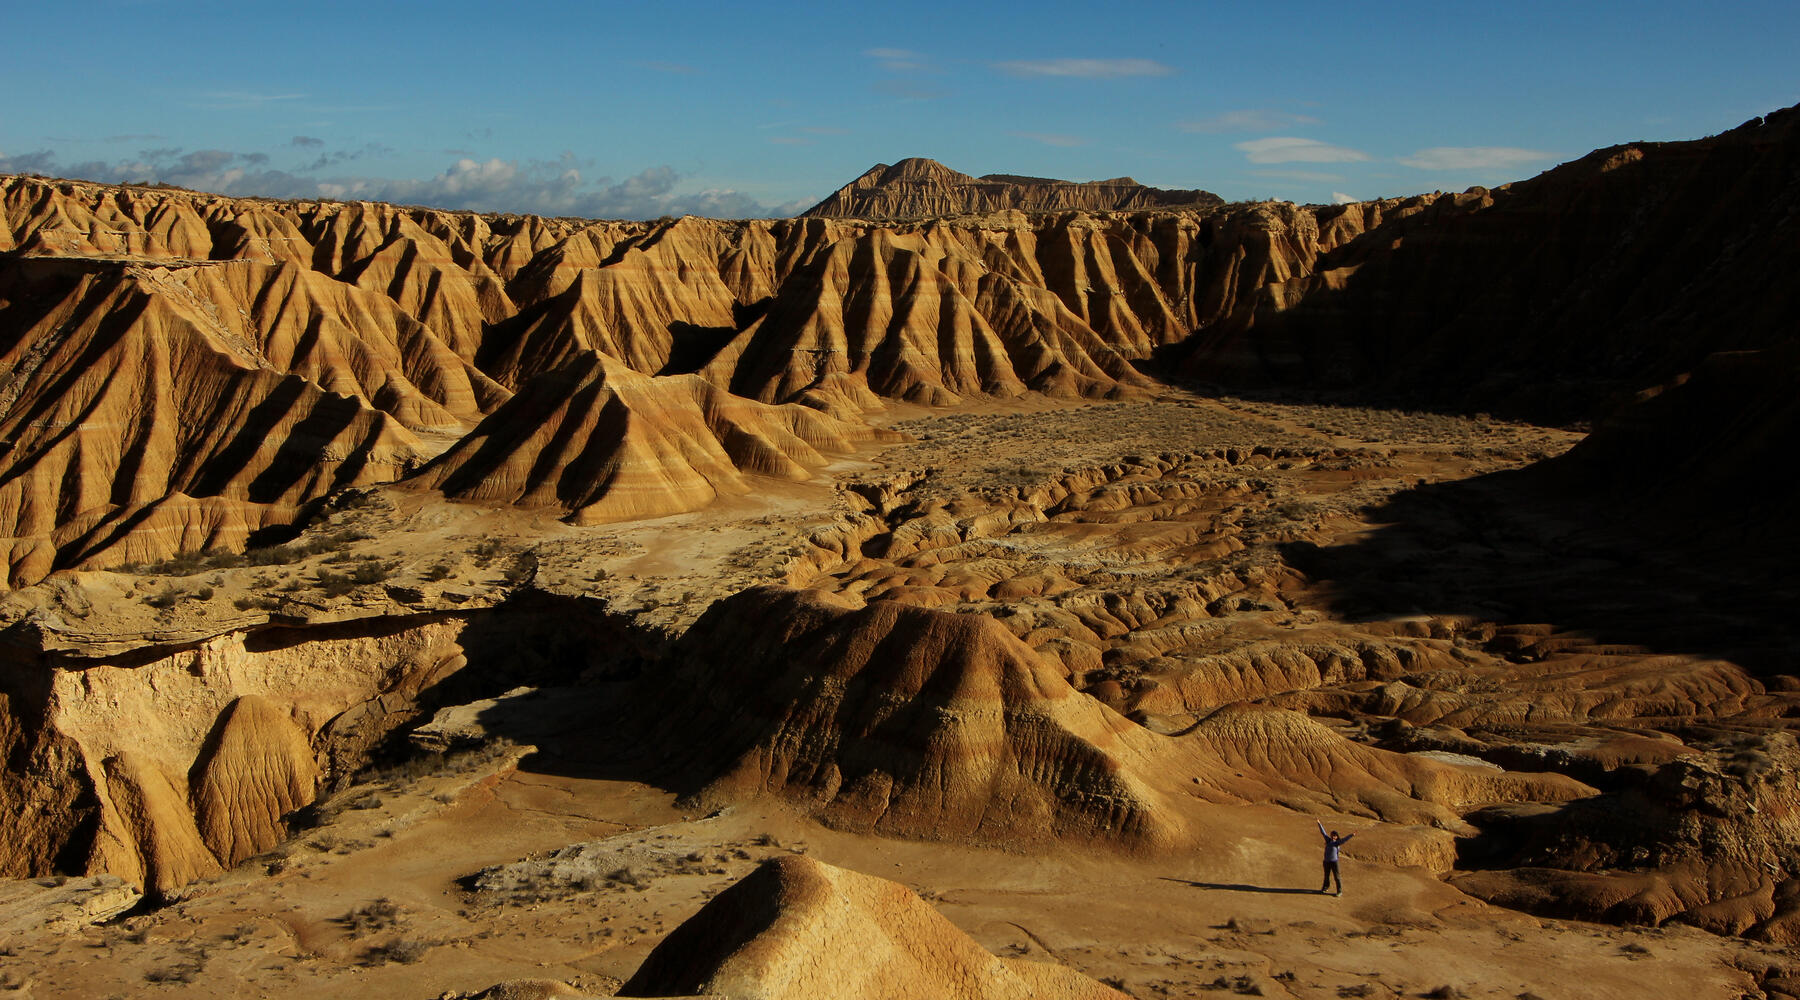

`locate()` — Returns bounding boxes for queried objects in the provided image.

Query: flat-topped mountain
[801,156,1224,219]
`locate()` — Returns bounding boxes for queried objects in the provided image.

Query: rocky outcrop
[0,590,644,895]
[620,854,1127,1000]
[1453,730,1800,942]
[803,157,1221,219]
[661,587,1589,851]
[189,695,320,868]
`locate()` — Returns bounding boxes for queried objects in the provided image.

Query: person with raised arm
[1318,820,1353,896]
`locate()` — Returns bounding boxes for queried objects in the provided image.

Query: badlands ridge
[0,107,1796,998]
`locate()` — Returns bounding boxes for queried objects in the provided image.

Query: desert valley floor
[2,392,1795,999]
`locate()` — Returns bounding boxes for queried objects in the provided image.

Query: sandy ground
[1,749,1772,999]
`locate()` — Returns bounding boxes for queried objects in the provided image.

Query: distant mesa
[801,156,1224,219]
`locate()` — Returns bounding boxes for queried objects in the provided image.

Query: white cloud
[1006,131,1086,147]
[995,58,1172,79]
[0,149,793,219]
[1332,192,1357,204]
[1235,137,1370,164]
[1397,146,1554,170]
[1179,109,1321,133]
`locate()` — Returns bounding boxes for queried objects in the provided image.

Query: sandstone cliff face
[802,157,1222,219]
[0,592,636,895]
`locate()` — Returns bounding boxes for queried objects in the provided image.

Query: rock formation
[802,157,1222,219]
[1179,105,1800,423]
[0,588,641,895]
[408,351,901,524]
[620,854,1127,999]
[660,586,1587,853]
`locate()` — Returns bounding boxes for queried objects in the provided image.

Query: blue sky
[2,0,1794,217]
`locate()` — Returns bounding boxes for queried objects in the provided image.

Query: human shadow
[1158,877,1320,896]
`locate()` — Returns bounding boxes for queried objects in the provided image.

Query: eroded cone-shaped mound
[621,854,1125,1000]
[676,587,1191,848]
[409,352,899,524]
[189,695,320,868]
[98,752,223,895]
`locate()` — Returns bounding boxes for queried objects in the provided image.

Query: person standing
[1318,820,1353,895]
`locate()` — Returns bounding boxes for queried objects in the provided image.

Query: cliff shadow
[1278,463,1800,681]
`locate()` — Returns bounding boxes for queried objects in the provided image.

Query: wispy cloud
[873,79,950,100]
[290,135,325,148]
[103,133,165,143]
[864,47,933,72]
[192,90,307,110]
[1179,109,1321,133]
[1332,192,1358,204]
[802,126,850,136]
[1007,130,1086,147]
[1235,137,1370,164]
[995,58,1172,79]
[1397,146,1554,170]
[1251,168,1345,182]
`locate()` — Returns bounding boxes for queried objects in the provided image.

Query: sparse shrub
[339,898,402,933]
[142,585,183,609]
[605,866,648,890]
[362,937,430,965]
[501,551,537,586]
[314,558,396,596]
[143,962,202,984]
[422,562,453,582]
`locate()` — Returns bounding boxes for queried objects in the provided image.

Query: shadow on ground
[1280,460,1800,680]
[1158,877,1321,896]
